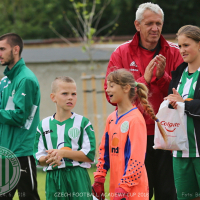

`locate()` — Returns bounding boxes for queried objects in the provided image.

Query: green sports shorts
[46,166,93,200]
[173,157,200,200]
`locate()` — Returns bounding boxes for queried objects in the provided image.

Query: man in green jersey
[33,76,96,200]
[0,33,40,199]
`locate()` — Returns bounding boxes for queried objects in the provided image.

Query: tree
[0,0,69,39]
[0,0,200,40]
[49,0,119,68]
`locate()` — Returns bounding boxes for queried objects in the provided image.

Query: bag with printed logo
[153,100,188,151]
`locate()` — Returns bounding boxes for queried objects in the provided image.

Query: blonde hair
[51,76,75,93]
[176,25,200,42]
[107,69,167,142]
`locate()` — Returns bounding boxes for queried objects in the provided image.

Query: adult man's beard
[2,50,15,66]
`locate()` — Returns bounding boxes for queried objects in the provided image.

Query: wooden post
[81,73,88,118]
[101,73,107,127]
[81,74,106,160]
[91,75,99,158]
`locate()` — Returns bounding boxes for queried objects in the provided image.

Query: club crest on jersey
[68,127,80,139]
[121,121,129,133]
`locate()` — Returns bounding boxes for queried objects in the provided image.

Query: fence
[81,73,108,159]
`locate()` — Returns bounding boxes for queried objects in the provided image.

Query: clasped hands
[164,88,184,109]
[144,54,166,84]
[45,149,63,167]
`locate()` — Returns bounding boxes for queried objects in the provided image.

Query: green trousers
[46,166,93,200]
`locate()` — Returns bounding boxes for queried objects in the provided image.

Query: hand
[164,88,184,109]
[45,149,63,167]
[155,54,166,79]
[113,187,128,200]
[144,58,156,84]
[92,177,105,200]
[45,149,60,160]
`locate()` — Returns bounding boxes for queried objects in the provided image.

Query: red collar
[130,32,169,50]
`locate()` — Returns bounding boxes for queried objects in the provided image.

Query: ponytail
[136,82,167,143]
[106,68,167,143]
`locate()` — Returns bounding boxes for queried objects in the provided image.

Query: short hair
[51,76,76,93]
[135,2,164,23]
[176,25,200,43]
[0,33,23,56]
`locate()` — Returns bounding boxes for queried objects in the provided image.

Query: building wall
[0,61,115,142]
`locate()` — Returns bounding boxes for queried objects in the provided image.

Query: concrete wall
[0,61,115,141]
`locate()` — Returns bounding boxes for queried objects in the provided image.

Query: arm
[165,87,200,117]
[137,55,165,89]
[39,156,48,166]
[94,119,110,178]
[0,78,38,126]
[184,100,200,117]
[46,149,92,166]
[136,58,156,89]
[156,71,172,97]
[165,95,200,117]
[92,120,110,200]
[157,49,183,97]
[46,120,96,166]
[119,117,147,193]
[33,126,48,166]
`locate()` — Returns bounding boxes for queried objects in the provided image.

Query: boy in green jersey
[33,76,96,200]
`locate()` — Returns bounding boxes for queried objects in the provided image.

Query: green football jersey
[173,66,200,157]
[34,112,96,170]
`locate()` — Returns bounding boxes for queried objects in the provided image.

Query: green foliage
[0,0,200,39]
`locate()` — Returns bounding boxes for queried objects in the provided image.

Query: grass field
[13,166,154,200]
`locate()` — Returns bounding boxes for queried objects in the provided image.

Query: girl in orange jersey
[92,69,165,200]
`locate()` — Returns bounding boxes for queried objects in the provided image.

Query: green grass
[13,166,154,200]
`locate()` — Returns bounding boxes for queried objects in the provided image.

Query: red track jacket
[104,32,183,135]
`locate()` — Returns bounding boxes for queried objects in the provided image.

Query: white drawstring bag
[153,100,188,151]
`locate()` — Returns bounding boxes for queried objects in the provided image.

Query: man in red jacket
[104,2,183,200]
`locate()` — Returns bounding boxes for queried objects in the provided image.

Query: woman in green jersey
[165,25,200,200]
[33,76,96,200]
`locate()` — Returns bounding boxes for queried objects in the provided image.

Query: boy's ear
[50,93,56,103]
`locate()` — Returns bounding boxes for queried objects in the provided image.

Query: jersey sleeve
[0,76,8,109]
[136,76,150,89]
[156,71,172,97]
[80,119,96,162]
[184,99,200,117]
[119,116,147,192]
[33,122,48,165]
[94,118,110,178]
[0,78,39,127]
